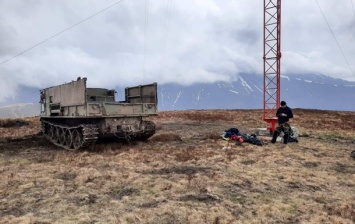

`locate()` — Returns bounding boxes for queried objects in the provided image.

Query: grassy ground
[0,109,354,224]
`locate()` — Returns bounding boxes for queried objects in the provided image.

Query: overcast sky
[0,0,354,103]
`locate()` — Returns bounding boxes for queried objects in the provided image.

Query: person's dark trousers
[282,123,291,144]
[283,133,289,144]
[271,128,280,143]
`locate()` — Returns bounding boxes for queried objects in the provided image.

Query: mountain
[158,73,355,111]
[0,103,39,118]
[0,74,354,118]
[0,86,39,107]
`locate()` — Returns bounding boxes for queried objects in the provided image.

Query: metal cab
[40,78,158,118]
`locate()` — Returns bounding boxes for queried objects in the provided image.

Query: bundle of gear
[222,128,264,146]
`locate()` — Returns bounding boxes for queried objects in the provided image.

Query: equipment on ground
[40,77,158,150]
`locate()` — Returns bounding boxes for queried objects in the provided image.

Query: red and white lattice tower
[263,0,281,132]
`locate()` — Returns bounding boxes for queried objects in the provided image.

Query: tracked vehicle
[40,77,157,150]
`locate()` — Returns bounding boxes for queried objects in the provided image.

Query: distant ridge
[0,73,354,118]
[0,103,38,118]
[158,73,355,111]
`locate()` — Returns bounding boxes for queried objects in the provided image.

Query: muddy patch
[178,194,220,203]
[240,159,257,165]
[108,186,139,200]
[149,133,183,142]
[137,199,168,208]
[140,166,212,175]
[333,163,355,174]
[287,181,302,189]
[229,179,253,190]
[286,181,324,192]
[56,172,77,181]
[29,152,56,163]
[0,205,25,217]
[325,203,355,222]
[302,161,319,168]
[0,134,52,154]
[0,119,29,128]
[70,194,98,206]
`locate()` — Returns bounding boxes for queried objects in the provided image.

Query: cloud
[0,0,354,103]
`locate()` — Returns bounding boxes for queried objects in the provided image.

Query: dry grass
[0,119,29,128]
[0,117,40,139]
[0,109,354,223]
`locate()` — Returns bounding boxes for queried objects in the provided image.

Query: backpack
[222,128,243,142]
[224,128,240,136]
[240,133,264,146]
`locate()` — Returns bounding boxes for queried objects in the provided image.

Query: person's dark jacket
[276,106,293,124]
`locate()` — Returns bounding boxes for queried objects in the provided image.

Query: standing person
[271,101,293,144]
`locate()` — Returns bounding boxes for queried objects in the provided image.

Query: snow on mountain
[0,103,39,118]
[0,73,354,118]
[158,73,355,111]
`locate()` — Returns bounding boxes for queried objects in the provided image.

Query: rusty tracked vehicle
[40,78,157,150]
